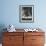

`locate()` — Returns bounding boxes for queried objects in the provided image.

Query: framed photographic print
[19,5,34,23]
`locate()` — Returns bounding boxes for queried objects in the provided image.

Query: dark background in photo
[22,7,32,17]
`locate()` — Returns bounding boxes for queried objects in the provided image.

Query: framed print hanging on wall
[19,5,34,23]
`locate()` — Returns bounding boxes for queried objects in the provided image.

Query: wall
[0,0,46,29]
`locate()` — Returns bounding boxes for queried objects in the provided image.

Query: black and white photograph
[19,5,34,23]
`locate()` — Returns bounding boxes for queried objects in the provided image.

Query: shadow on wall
[0,24,7,43]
